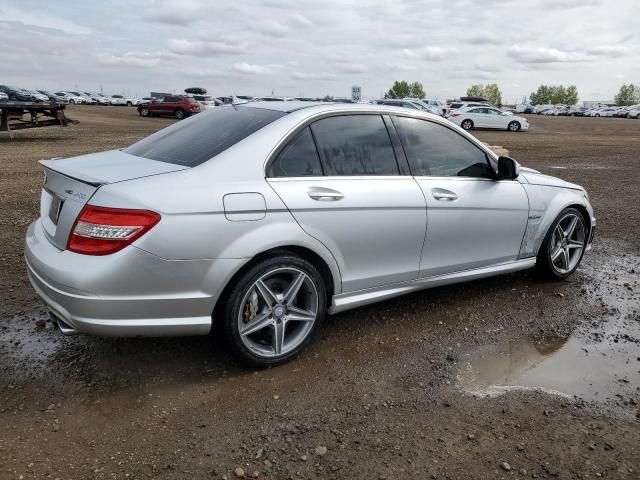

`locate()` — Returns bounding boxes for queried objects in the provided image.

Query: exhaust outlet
[48,312,81,336]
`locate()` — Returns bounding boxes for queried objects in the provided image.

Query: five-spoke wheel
[222,255,326,366]
[537,208,588,279]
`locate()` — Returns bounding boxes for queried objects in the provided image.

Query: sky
[0,0,638,103]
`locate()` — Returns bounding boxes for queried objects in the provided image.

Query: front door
[392,115,529,277]
[267,115,427,292]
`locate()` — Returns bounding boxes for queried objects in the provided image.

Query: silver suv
[26,102,595,366]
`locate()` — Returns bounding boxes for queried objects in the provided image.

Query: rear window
[125,106,286,167]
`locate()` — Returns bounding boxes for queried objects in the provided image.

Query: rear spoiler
[39,159,105,187]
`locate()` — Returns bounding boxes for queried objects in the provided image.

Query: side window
[310,115,399,176]
[393,116,493,178]
[268,127,323,177]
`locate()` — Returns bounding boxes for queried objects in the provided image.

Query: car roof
[242,100,334,113]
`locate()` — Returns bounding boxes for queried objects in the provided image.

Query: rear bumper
[25,220,243,337]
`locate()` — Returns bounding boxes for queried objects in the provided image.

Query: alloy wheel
[508,121,520,132]
[549,213,586,274]
[237,267,319,359]
[462,120,472,130]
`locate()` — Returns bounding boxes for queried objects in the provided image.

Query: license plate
[48,194,64,225]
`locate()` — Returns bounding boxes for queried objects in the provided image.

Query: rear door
[392,116,529,277]
[267,114,427,292]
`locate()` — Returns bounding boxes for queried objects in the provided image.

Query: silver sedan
[25,102,595,366]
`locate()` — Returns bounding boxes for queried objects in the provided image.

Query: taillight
[451,111,460,117]
[67,205,160,255]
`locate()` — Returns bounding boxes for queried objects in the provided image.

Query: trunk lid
[39,150,188,250]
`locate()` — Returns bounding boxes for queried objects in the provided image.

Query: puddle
[456,323,639,402]
[457,248,640,405]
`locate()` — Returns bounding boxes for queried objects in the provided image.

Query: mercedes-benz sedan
[25,102,595,366]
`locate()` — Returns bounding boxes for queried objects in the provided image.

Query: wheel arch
[520,185,593,258]
[211,244,339,327]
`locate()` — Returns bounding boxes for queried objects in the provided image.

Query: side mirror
[497,156,519,180]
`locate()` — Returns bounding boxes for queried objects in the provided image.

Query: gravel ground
[0,107,638,479]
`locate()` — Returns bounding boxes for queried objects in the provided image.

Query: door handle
[308,189,344,201]
[432,188,458,201]
[307,187,344,201]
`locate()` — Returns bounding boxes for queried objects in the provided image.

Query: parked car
[568,106,588,116]
[374,98,434,113]
[110,95,128,106]
[83,92,109,105]
[515,104,535,114]
[449,106,529,132]
[66,91,94,104]
[27,90,49,102]
[0,85,35,101]
[54,91,85,104]
[189,94,219,109]
[25,102,595,366]
[446,101,493,117]
[628,108,640,119]
[37,90,66,104]
[534,104,555,114]
[613,108,630,118]
[137,95,201,119]
[593,107,617,117]
[0,91,8,102]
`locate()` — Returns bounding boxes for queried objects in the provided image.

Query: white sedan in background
[449,106,529,132]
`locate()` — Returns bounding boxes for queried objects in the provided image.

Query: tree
[614,84,640,106]
[386,80,425,99]
[465,84,502,107]
[565,85,578,105]
[529,84,578,105]
[484,83,502,107]
[466,84,485,97]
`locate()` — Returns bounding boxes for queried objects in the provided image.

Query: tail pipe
[48,311,81,336]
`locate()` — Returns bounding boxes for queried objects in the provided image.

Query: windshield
[125,106,286,167]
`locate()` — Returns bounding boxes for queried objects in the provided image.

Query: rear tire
[508,121,520,132]
[221,254,326,367]
[461,119,473,130]
[127,101,132,107]
[536,207,588,280]
[175,109,185,120]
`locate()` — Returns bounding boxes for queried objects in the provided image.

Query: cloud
[585,45,630,58]
[233,63,273,74]
[507,46,586,64]
[96,52,165,68]
[464,33,503,46]
[0,5,91,34]
[258,21,290,38]
[167,38,248,56]
[145,0,206,26]
[292,71,337,81]
[541,0,600,9]
[402,46,451,61]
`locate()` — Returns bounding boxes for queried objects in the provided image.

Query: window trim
[264,112,405,179]
[390,114,498,179]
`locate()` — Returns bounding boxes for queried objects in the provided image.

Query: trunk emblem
[64,189,87,200]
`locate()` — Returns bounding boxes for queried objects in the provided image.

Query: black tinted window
[310,115,398,176]
[393,117,493,178]
[125,107,286,167]
[268,127,323,177]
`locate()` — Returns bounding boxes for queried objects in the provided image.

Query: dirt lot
[1,106,639,480]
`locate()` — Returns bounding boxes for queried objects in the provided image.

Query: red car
[137,95,201,119]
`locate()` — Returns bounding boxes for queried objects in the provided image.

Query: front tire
[536,208,588,280]
[508,121,520,132]
[461,119,473,130]
[139,107,150,117]
[221,254,326,367]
